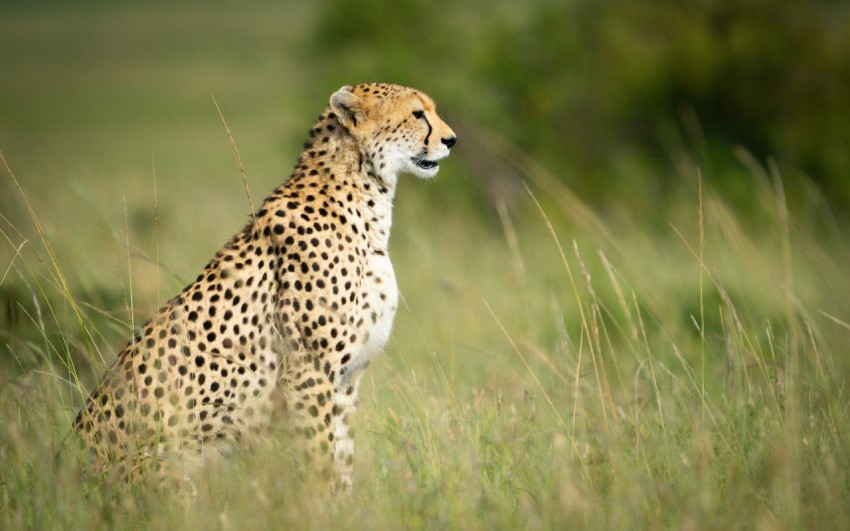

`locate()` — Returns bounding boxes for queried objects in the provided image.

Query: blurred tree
[308,0,850,214]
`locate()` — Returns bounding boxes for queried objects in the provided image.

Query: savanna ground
[2,3,850,529]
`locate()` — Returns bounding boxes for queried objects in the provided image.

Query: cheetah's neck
[263,111,398,252]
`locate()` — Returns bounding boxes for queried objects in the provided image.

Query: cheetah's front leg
[285,355,336,483]
[331,370,364,492]
[285,352,365,493]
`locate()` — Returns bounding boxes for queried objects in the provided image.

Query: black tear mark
[422,115,433,147]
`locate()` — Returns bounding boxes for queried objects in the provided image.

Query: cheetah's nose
[441,136,457,149]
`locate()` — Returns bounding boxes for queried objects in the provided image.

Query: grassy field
[3,4,850,530]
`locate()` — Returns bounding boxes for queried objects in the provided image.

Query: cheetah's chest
[355,252,398,367]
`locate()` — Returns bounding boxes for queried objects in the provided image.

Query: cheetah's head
[330,83,457,181]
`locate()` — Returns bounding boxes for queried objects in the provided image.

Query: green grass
[4,146,850,529]
[3,4,850,530]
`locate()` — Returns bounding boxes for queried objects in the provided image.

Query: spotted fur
[74,83,457,490]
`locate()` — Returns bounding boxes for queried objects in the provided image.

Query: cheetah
[73,83,457,490]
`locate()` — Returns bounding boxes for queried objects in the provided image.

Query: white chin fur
[410,164,440,179]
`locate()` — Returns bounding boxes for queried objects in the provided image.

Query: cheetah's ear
[330,86,365,130]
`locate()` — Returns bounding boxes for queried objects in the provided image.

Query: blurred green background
[3,1,850,528]
[3,0,850,225]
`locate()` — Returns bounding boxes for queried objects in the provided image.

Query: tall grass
[2,132,849,529]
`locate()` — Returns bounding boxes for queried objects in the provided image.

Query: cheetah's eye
[412,110,424,119]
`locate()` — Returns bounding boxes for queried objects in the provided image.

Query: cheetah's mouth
[412,158,439,170]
